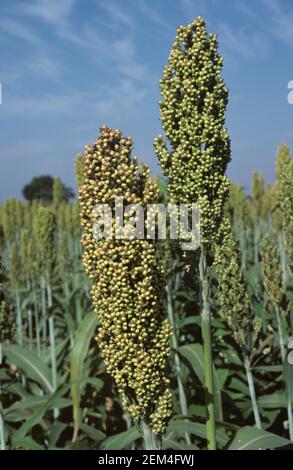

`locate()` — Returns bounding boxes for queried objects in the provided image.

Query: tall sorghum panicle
[275,144,291,182]
[154,17,230,247]
[33,207,56,285]
[52,178,64,212]
[260,234,293,439]
[79,126,172,441]
[0,259,15,362]
[213,219,262,429]
[275,144,293,276]
[33,206,58,415]
[213,221,254,350]
[0,199,23,243]
[155,17,231,449]
[260,234,287,354]
[226,182,247,268]
[261,183,277,221]
[20,227,41,354]
[261,234,284,313]
[250,171,264,220]
[249,171,265,265]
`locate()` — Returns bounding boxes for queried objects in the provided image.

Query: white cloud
[81,25,151,83]
[99,2,134,29]
[219,23,269,60]
[0,74,149,122]
[261,0,293,47]
[25,54,63,80]
[0,92,77,119]
[180,0,209,20]
[132,0,173,32]
[94,78,149,115]
[20,0,76,25]
[0,139,52,162]
[0,18,41,45]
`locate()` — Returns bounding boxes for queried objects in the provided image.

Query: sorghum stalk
[79,126,172,448]
[33,206,58,416]
[155,17,231,449]
[214,219,262,429]
[198,247,216,446]
[9,242,22,346]
[261,234,293,439]
[166,279,190,445]
[243,355,261,429]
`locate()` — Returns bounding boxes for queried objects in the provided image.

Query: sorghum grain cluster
[79,126,172,435]
[154,17,230,245]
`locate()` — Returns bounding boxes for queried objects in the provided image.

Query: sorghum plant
[275,144,293,278]
[213,219,262,429]
[33,206,58,415]
[261,234,293,439]
[79,126,172,448]
[249,171,265,266]
[0,258,15,450]
[226,182,248,268]
[52,178,64,213]
[0,259,15,362]
[155,16,231,449]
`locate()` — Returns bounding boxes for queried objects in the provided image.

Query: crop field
[1,12,293,453]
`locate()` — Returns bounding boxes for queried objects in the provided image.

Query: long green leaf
[3,344,53,393]
[79,423,106,442]
[258,393,287,409]
[12,436,43,450]
[167,418,228,447]
[177,343,223,420]
[70,311,98,442]
[229,426,291,450]
[13,385,68,444]
[101,427,140,450]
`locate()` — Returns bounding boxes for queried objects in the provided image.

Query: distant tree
[22,176,74,204]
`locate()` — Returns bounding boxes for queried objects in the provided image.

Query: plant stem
[0,406,5,451]
[15,291,22,346]
[244,355,261,429]
[279,230,288,285]
[274,303,285,362]
[28,309,33,350]
[41,277,47,348]
[47,283,59,419]
[166,281,191,445]
[142,422,157,450]
[274,303,293,440]
[199,248,216,450]
[0,351,5,451]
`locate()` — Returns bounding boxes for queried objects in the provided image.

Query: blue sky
[1,0,293,201]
